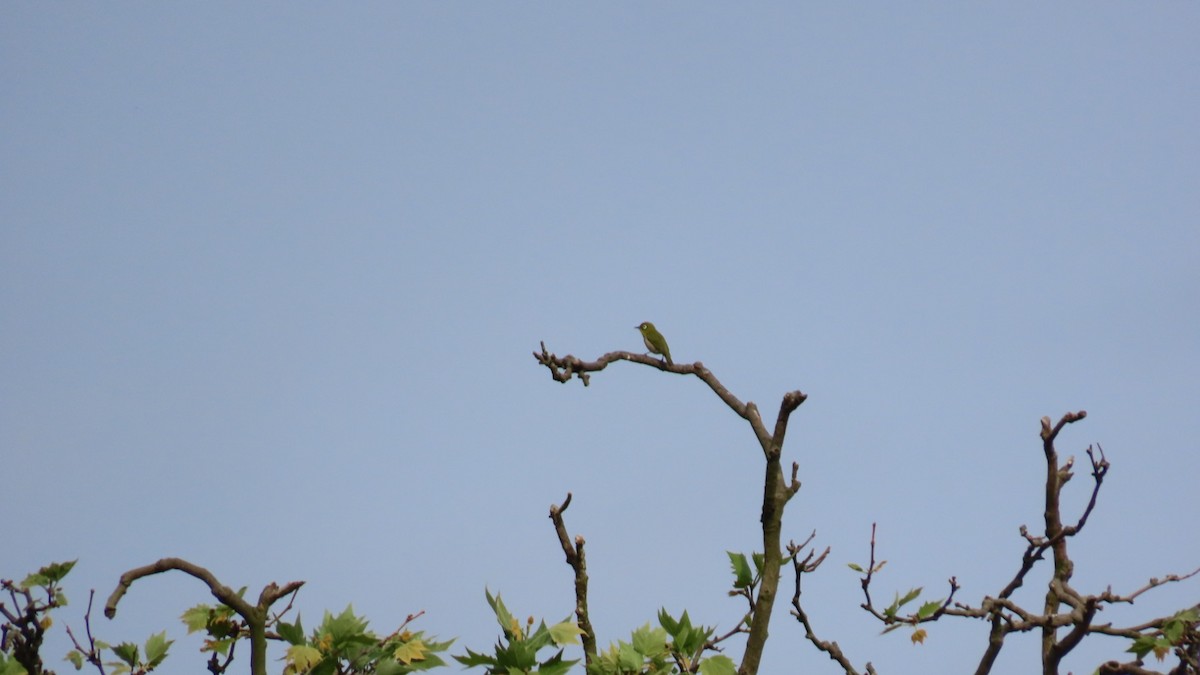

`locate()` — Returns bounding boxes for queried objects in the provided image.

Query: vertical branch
[740,391,806,675]
[1038,411,1085,674]
[549,493,597,664]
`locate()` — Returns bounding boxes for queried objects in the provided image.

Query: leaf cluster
[275,605,452,675]
[1126,609,1200,664]
[452,590,582,675]
[587,610,735,675]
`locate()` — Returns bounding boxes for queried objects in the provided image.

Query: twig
[64,589,107,674]
[788,537,860,674]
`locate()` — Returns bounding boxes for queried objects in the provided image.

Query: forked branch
[534,340,807,675]
[105,558,303,675]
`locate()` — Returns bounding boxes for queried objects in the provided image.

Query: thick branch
[105,557,253,619]
[105,558,303,675]
[740,393,807,675]
[1040,412,1086,675]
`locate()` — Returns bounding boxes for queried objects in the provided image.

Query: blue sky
[3,3,1198,673]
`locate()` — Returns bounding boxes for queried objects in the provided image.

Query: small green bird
[636,321,673,365]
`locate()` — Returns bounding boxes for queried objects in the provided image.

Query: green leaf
[46,560,77,582]
[319,605,371,648]
[65,650,85,670]
[526,619,555,652]
[897,587,922,608]
[727,552,753,589]
[453,647,496,668]
[661,610,712,656]
[884,587,922,618]
[110,642,139,667]
[533,649,577,675]
[144,631,173,667]
[916,600,943,619]
[206,638,235,656]
[1126,634,1158,658]
[20,560,78,589]
[616,642,644,670]
[1173,608,1200,624]
[277,617,305,646]
[547,620,586,647]
[1163,619,1186,644]
[486,589,517,638]
[180,605,211,633]
[18,573,49,590]
[309,658,337,675]
[375,658,410,675]
[750,553,765,576]
[0,653,27,675]
[657,608,679,635]
[699,654,737,675]
[630,624,668,658]
[847,563,864,573]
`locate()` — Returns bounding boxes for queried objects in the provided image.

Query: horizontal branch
[104,557,303,621]
[532,341,777,450]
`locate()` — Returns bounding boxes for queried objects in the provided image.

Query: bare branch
[549,492,597,664]
[105,558,304,675]
[533,342,775,450]
[64,590,107,675]
[1096,659,1172,675]
[788,536,861,675]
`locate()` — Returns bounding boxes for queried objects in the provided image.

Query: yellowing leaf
[286,645,323,672]
[393,639,427,664]
[911,629,927,645]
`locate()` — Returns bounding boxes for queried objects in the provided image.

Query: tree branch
[533,341,806,675]
[105,558,303,675]
[549,493,597,664]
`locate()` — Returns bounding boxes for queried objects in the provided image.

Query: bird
[636,321,673,365]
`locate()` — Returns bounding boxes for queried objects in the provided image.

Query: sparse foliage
[4,343,1196,674]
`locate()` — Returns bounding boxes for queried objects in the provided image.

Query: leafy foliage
[1126,608,1200,663]
[586,610,735,675]
[452,590,580,675]
[277,606,452,675]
